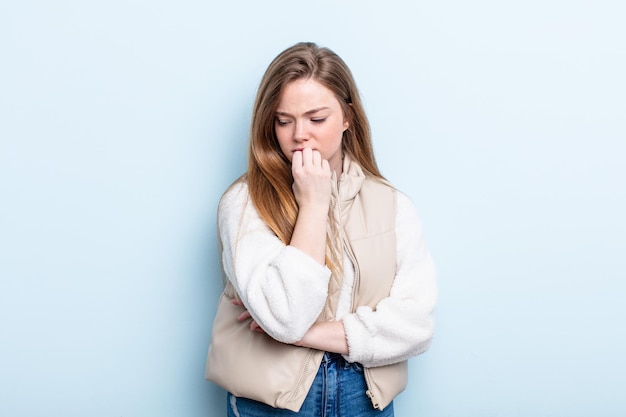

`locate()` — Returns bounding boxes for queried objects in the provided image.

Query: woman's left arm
[293,321,348,354]
[236,302,349,354]
[340,192,438,368]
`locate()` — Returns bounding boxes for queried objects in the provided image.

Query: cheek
[275,133,292,160]
[327,123,346,143]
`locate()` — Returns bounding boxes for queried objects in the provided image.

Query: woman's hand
[233,299,265,333]
[291,147,331,214]
[289,147,332,265]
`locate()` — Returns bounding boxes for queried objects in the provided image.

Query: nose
[293,121,309,142]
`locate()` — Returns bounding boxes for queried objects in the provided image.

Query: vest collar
[333,153,366,202]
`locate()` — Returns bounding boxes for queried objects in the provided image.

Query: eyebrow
[275,107,330,117]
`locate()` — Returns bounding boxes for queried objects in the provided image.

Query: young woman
[206,42,437,417]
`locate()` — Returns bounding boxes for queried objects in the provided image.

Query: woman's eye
[311,118,327,124]
[276,119,290,126]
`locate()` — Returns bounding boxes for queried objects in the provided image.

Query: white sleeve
[218,182,332,344]
[342,191,438,367]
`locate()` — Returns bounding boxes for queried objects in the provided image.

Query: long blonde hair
[246,42,382,254]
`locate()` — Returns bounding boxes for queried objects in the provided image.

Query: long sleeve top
[218,180,437,368]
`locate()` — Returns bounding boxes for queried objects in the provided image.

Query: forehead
[277,78,340,110]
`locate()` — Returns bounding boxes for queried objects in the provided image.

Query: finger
[321,158,330,173]
[312,150,322,167]
[292,149,303,170]
[301,147,313,166]
[237,311,251,322]
[232,299,244,306]
[250,320,264,332]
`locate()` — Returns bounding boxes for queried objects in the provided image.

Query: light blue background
[1,1,625,416]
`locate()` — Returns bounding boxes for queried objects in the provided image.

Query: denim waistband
[322,352,344,364]
[322,352,365,373]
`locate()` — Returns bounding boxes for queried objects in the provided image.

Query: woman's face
[274,78,349,175]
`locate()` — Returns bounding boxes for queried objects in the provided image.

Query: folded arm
[341,192,438,367]
[219,182,331,344]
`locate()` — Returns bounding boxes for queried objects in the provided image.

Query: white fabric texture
[341,191,438,367]
[218,180,437,367]
[218,182,332,344]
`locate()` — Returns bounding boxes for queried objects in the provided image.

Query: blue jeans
[227,352,394,417]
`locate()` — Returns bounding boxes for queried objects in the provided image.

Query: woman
[206,42,437,417]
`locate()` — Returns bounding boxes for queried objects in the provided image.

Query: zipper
[331,168,380,410]
[348,249,382,411]
[287,348,320,404]
[338,176,380,408]
[364,368,381,410]
[342,208,381,408]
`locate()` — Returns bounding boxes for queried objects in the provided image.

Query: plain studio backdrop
[1,1,624,416]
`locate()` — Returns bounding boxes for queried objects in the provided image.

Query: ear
[343,103,353,132]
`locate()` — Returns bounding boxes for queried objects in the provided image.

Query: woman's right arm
[218,180,331,345]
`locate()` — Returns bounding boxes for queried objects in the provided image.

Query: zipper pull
[366,390,380,409]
